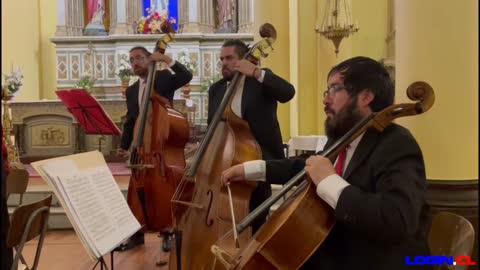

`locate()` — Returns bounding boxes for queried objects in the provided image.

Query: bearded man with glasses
[221,57,431,270]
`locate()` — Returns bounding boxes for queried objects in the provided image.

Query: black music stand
[88,250,120,270]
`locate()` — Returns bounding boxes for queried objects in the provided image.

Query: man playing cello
[222,57,431,269]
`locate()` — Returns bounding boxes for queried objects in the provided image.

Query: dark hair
[328,56,394,112]
[129,46,152,57]
[222,39,249,58]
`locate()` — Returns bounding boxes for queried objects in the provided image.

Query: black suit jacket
[266,124,431,270]
[208,69,295,160]
[208,69,295,231]
[120,62,192,150]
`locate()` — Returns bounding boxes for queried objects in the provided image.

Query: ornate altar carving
[9,99,191,162]
[49,1,256,160]
[50,34,253,128]
[34,126,70,147]
[57,0,254,36]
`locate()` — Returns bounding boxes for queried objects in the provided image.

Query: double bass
[212,82,435,269]
[170,24,278,270]
[127,22,189,233]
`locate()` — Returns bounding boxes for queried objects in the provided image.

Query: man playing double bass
[117,46,192,250]
[208,39,296,232]
[222,57,431,269]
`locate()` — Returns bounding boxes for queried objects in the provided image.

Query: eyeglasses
[129,56,147,64]
[323,84,347,98]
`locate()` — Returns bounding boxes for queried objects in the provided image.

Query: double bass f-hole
[205,190,214,227]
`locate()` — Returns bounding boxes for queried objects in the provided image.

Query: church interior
[1,0,478,269]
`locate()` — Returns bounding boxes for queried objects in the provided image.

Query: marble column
[237,0,254,33]
[56,0,67,36]
[179,0,214,33]
[74,0,85,36]
[57,0,84,36]
[65,0,74,35]
[110,0,130,35]
[126,0,143,34]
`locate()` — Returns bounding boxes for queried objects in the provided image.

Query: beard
[222,68,234,81]
[133,66,148,77]
[324,96,364,140]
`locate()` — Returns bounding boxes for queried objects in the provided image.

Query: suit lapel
[131,81,140,106]
[343,128,380,180]
[220,80,228,110]
[240,77,252,118]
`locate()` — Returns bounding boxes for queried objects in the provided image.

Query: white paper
[315,136,329,152]
[39,160,100,259]
[33,152,141,259]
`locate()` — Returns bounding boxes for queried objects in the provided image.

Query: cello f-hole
[205,189,214,227]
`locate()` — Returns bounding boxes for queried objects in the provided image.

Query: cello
[127,22,190,233]
[211,82,435,269]
[170,24,278,270]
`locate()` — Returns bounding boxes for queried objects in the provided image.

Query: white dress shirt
[230,70,266,117]
[243,133,364,209]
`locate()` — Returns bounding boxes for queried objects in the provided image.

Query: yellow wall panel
[39,0,58,100]
[396,0,478,180]
[254,0,291,140]
[2,0,41,101]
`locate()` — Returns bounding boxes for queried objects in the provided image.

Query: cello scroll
[371,81,434,131]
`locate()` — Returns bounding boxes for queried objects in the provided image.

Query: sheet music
[32,151,141,259]
[38,161,100,259]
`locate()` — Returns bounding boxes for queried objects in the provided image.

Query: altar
[8,99,190,162]
[53,0,256,102]
[5,0,257,163]
[50,33,253,127]
[50,0,255,138]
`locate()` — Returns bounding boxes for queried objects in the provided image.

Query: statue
[151,0,169,16]
[84,0,108,36]
[217,0,234,33]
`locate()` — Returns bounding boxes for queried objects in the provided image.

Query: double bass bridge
[171,200,204,210]
[127,163,155,169]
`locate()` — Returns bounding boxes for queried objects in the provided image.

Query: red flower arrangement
[134,8,177,34]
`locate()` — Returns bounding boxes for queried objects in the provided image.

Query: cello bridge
[128,164,155,169]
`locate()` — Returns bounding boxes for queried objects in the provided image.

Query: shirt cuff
[243,160,266,181]
[256,70,266,83]
[315,174,350,209]
[169,59,176,67]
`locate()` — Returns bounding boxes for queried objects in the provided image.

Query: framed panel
[69,54,81,81]
[57,54,69,81]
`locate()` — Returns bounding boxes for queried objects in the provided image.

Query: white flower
[149,20,162,33]
[3,68,24,94]
[177,49,197,73]
[75,73,96,93]
[201,74,221,92]
[116,54,133,79]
